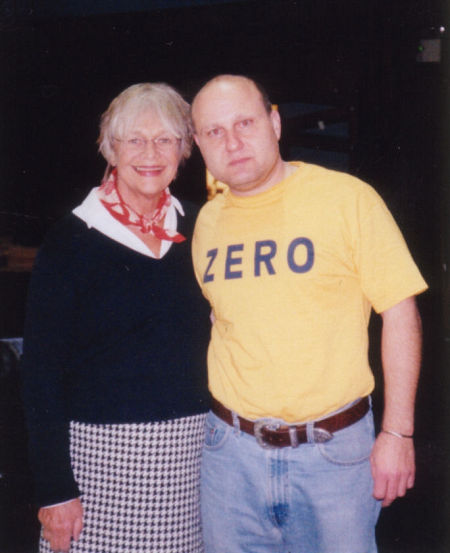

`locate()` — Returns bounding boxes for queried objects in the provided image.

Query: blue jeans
[200,406,381,553]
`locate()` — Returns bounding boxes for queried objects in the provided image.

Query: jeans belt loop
[306,421,315,444]
[231,410,241,433]
[288,426,299,448]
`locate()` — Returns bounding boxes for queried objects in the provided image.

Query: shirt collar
[72,187,184,259]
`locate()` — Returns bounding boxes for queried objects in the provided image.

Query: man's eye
[239,119,252,129]
[207,128,223,138]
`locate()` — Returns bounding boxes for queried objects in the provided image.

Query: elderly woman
[21,83,210,553]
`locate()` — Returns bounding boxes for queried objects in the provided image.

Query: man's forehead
[192,79,264,126]
[196,78,257,104]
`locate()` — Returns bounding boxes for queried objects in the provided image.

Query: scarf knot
[97,170,185,243]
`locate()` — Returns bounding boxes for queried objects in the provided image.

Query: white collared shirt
[72,187,185,259]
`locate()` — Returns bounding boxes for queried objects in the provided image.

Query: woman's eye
[157,137,172,145]
[128,138,143,146]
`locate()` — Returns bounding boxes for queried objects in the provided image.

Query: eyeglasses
[113,135,181,153]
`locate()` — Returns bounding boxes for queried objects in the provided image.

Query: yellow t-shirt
[192,162,428,422]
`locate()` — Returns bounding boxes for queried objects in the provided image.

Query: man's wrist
[381,428,414,439]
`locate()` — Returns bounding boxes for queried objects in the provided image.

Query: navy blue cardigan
[21,202,211,507]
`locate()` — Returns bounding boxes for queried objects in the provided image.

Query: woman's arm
[39,499,83,553]
[21,220,81,506]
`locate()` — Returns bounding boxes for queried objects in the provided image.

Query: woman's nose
[142,139,159,155]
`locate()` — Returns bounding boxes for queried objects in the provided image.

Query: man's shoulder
[292,161,361,187]
[196,194,226,225]
[290,161,381,204]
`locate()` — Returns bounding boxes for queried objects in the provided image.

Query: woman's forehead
[114,107,175,137]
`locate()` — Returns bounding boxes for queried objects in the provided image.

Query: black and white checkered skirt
[39,414,206,553]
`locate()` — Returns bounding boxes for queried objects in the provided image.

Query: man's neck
[230,159,295,198]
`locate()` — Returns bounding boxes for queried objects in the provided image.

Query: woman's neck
[117,186,162,219]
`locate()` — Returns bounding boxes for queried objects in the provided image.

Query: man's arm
[370,295,422,507]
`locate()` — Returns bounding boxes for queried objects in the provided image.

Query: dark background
[1,1,449,551]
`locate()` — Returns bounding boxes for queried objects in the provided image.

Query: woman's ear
[108,147,117,167]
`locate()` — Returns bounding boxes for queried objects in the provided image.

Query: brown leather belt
[211,396,370,448]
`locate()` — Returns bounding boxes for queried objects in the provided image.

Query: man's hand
[39,498,83,552]
[370,431,415,507]
[374,296,422,507]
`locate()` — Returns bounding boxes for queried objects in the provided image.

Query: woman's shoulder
[47,212,88,235]
[34,214,91,268]
[177,199,203,235]
[41,213,88,247]
[178,198,202,217]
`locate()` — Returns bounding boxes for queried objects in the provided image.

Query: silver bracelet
[381,429,414,439]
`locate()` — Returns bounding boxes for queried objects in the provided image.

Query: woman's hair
[98,82,192,169]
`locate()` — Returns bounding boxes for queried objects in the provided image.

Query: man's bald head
[191,74,285,197]
[191,75,272,130]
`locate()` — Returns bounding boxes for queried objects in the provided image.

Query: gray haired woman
[21,83,210,553]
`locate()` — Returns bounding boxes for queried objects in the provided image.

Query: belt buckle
[313,426,333,443]
[254,418,281,449]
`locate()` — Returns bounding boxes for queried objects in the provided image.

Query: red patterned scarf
[97,169,185,242]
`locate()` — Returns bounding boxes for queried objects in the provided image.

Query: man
[191,74,427,553]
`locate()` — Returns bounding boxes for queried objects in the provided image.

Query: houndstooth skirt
[39,413,206,553]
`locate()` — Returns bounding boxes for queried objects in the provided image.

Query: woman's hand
[38,498,83,552]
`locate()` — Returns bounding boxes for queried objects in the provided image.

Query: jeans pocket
[204,412,231,450]
[317,411,375,466]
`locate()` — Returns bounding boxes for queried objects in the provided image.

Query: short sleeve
[354,186,428,313]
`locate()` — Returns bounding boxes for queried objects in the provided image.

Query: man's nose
[224,130,243,151]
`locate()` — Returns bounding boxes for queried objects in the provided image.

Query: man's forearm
[380,295,422,435]
[370,295,423,507]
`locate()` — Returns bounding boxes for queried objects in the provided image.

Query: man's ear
[270,109,281,140]
[193,133,200,147]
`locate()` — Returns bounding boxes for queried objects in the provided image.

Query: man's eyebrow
[199,123,222,133]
